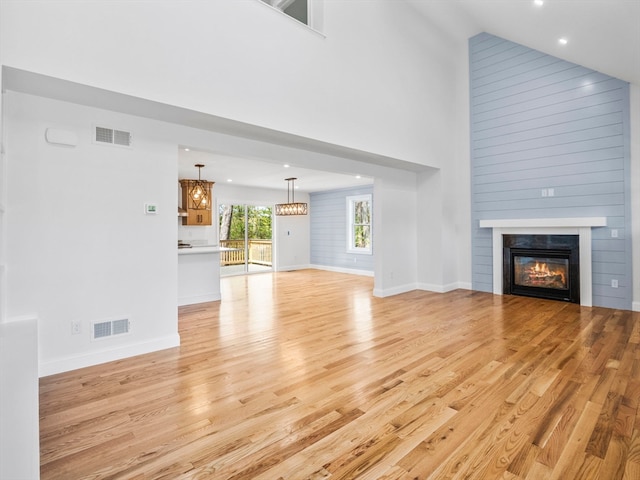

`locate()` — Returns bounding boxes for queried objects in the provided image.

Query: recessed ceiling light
[356,175,362,179]
[184,148,190,152]
[283,164,290,168]
[534,0,544,6]
[227,179,232,182]
[558,37,568,45]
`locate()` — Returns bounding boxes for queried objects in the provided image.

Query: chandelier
[275,177,308,216]
[188,164,210,210]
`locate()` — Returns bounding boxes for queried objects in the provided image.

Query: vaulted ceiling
[7,1,637,192]
[409,0,640,86]
[183,0,639,192]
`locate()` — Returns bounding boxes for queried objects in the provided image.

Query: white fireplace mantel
[479,217,607,307]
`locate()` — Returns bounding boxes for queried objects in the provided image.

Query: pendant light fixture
[188,164,210,210]
[275,177,308,215]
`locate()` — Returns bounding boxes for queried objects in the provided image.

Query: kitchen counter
[178,245,222,306]
[177,245,236,255]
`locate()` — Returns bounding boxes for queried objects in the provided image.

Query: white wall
[0,319,39,480]
[275,214,311,271]
[373,175,418,297]
[5,92,180,376]
[450,41,473,290]
[631,84,640,311]
[0,45,5,325]
[0,1,459,169]
[0,2,38,474]
[416,169,444,290]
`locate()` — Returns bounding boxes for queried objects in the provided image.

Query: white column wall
[631,84,640,311]
[373,175,418,297]
[416,169,444,291]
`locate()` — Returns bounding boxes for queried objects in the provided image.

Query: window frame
[346,194,372,255]
[257,0,324,34]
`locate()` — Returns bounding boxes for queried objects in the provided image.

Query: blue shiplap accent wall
[470,33,632,310]
[310,185,374,272]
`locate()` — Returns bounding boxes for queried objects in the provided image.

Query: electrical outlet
[71,320,81,335]
[541,189,548,197]
[611,229,618,238]
[548,188,554,197]
[611,279,619,288]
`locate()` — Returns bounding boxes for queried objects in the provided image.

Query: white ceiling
[410,0,640,86]
[185,0,639,193]
[178,148,374,193]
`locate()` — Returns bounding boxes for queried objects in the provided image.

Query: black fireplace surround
[503,234,580,304]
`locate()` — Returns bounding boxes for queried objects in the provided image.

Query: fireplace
[480,217,606,307]
[503,234,580,303]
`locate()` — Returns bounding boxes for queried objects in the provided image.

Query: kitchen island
[178,245,225,306]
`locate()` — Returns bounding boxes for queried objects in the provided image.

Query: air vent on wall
[92,318,130,340]
[94,126,132,147]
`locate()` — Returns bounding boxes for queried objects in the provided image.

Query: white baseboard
[280,266,472,296]
[309,264,374,277]
[178,292,221,306]
[374,281,472,297]
[417,281,472,293]
[39,333,181,377]
[373,283,417,298]
[633,301,640,312]
[276,263,312,272]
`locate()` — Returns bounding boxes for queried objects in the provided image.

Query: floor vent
[94,126,132,147]
[92,319,130,340]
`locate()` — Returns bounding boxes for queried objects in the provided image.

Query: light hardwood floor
[40,270,640,479]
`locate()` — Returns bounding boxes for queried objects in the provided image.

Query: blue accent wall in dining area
[310,185,374,273]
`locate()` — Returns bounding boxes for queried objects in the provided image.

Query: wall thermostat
[144,203,158,215]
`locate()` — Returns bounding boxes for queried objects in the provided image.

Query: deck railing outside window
[220,240,272,267]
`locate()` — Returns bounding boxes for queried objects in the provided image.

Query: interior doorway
[219,203,273,276]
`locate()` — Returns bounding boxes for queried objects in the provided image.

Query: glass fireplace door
[513,255,569,290]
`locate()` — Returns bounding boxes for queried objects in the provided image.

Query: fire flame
[527,262,566,285]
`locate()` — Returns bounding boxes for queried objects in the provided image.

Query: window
[347,194,372,255]
[260,0,308,25]
[258,0,323,32]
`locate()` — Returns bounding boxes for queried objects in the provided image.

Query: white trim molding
[479,218,607,229]
[417,282,472,294]
[373,283,416,298]
[310,264,374,277]
[480,217,607,308]
[39,333,180,377]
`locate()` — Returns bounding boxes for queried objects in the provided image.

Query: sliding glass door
[218,204,273,276]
